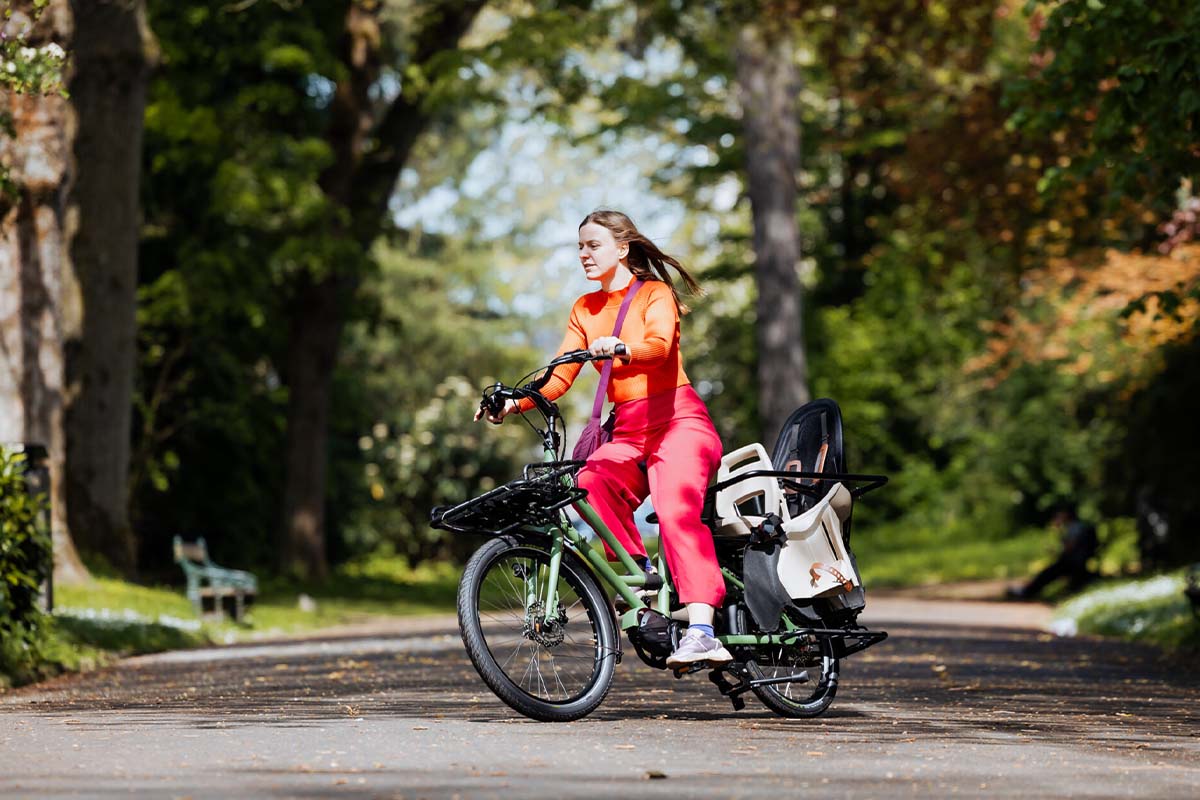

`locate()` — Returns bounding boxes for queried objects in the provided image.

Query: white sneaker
[665,628,733,666]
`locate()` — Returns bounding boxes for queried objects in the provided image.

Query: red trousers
[577,385,726,606]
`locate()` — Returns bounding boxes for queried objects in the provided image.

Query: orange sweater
[519,280,691,412]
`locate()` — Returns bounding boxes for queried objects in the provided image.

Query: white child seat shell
[713,444,860,599]
[713,443,783,537]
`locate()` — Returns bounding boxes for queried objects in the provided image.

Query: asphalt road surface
[2,597,1197,799]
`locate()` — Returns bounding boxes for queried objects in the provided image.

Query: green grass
[1052,572,1200,653]
[53,552,460,647]
[851,516,1143,590]
[852,522,1051,587]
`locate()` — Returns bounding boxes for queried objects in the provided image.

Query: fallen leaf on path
[644,770,668,780]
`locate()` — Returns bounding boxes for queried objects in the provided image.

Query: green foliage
[333,239,541,564]
[0,447,65,688]
[0,618,108,690]
[0,448,50,629]
[133,0,351,570]
[116,0,1197,594]
[1009,0,1200,204]
[131,0,610,574]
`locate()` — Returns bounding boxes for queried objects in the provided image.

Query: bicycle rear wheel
[728,605,839,718]
[458,536,617,722]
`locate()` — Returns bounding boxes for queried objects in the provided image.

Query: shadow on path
[3,617,1197,757]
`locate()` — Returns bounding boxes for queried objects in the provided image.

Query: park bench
[173,536,258,622]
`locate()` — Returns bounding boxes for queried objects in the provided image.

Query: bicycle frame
[534,448,812,646]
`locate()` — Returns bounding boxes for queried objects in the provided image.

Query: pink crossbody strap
[588,280,644,423]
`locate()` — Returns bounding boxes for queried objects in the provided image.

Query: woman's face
[578,222,628,283]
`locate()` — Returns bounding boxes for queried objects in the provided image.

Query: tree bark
[279,272,345,580]
[62,0,154,576]
[278,0,486,579]
[0,0,89,585]
[736,22,810,446]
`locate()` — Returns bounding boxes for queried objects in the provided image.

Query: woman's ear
[618,241,629,259]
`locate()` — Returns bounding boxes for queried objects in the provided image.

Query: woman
[476,209,731,666]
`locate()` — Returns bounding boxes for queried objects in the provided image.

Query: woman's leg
[576,437,651,561]
[646,416,725,607]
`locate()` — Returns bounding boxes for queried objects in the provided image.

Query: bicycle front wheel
[458,536,617,722]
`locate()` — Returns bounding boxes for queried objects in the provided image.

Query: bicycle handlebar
[480,344,628,418]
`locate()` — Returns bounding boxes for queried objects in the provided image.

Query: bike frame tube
[656,550,670,615]
[542,525,564,616]
[574,499,643,576]
[559,517,647,622]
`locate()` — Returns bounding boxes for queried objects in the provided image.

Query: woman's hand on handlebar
[474,397,520,425]
[588,337,629,360]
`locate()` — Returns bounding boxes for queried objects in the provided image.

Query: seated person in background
[1008,505,1099,600]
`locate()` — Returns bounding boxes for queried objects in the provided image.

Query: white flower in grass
[20,47,36,60]
[156,614,202,632]
[5,62,16,74]
[43,43,66,60]
[1048,618,1077,637]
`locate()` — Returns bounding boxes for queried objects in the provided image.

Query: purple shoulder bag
[571,280,643,462]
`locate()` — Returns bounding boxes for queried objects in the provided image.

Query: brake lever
[481,383,506,416]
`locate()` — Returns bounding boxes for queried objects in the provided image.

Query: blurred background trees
[2,0,1197,588]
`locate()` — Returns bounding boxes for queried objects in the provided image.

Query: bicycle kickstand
[708,664,752,712]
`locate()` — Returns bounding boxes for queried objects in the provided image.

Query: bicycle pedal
[671,662,707,679]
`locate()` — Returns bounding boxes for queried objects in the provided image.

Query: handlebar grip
[614,343,628,357]
[482,383,505,415]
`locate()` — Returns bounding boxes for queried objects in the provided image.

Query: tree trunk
[277,0,486,579]
[736,22,810,445]
[279,274,344,581]
[62,0,154,576]
[0,0,89,585]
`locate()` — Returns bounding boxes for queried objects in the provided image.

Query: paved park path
[1,595,1197,798]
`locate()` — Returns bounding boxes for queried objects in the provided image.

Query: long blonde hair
[580,209,703,314]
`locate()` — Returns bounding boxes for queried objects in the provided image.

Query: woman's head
[578,209,702,312]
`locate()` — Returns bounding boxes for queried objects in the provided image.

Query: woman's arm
[622,284,677,367]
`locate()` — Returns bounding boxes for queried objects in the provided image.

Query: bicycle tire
[458,536,617,722]
[728,605,839,718]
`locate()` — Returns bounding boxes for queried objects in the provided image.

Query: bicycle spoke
[476,548,603,704]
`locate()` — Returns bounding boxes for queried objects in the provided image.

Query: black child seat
[772,398,867,623]
[707,398,871,640]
